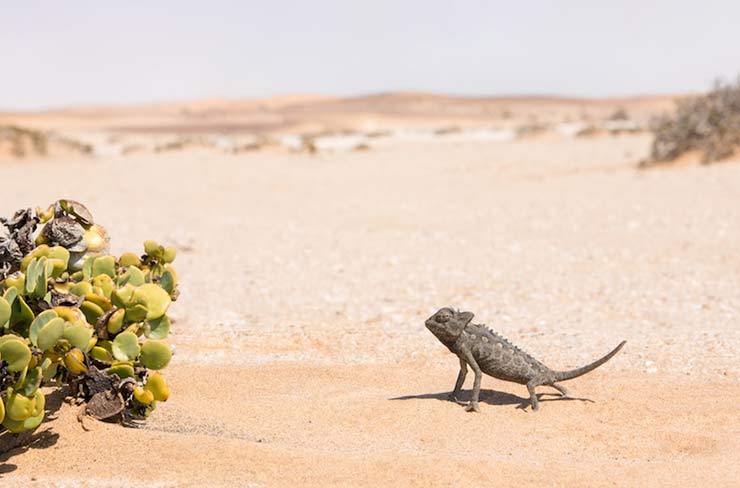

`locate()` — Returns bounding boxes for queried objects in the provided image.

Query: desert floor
[1,133,739,487]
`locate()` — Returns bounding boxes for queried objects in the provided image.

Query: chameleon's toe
[465,402,481,413]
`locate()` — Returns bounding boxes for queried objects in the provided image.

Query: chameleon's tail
[553,341,626,382]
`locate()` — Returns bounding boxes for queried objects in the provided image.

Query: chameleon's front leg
[448,358,467,404]
[460,349,482,412]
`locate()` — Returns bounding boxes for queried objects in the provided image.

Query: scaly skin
[425,307,626,412]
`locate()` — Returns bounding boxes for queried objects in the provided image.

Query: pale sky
[2,1,739,109]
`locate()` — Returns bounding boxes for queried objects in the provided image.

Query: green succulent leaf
[22,256,50,299]
[112,331,140,361]
[118,252,141,267]
[69,281,93,297]
[63,323,94,350]
[41,358,59,382]
[84,292,112,312]
[30,309,59,347]
[162,246,176,263]
[107,308,126,335]
[24,257,39,296]
[146,315,170,340]
[11,293,35,334]
[4,388,35,421]
[108,363,135,379]
[144,240,160,256]
[140,340,172,370]
[132,284,171,320]
[91,346,112,362]
[80,300,105,325]
[160,270,176,295]
[0,296,10,328]
[81,257,92,280]
[0,338,32,372]
[92,255,116,278]
[47,245,71,265]
[111,284,135,309]
[4,272,25,294]
[92,274,115,299]
[125,304,148,322]
[118,266,146,287]
[2,286,18,304]
[17,367,43,397]
[4,390,47,431]
[47,257,67,278]
[37,317,65,351]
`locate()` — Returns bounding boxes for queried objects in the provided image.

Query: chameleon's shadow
[389,389,594,410]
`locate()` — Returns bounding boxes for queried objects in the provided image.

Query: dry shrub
[647,77,740,165]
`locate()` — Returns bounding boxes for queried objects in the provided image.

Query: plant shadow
[0,386,67,475]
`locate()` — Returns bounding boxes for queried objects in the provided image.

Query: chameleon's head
[425,307,474,346]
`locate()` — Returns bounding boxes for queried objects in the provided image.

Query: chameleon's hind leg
[448,358,468,404]
[526,380,540,411]
[550,383,570,398]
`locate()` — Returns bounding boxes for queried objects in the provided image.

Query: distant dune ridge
[1,91,680,132]
[0,91,685,160]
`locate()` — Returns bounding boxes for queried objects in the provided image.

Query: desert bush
[0,126,92,158]
[609,108,630,121]
[647,77,740,164]
[516,123,549,138]
[0,200,178,438]
[0,126,48,158]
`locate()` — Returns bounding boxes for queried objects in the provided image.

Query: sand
[1,133,739,487]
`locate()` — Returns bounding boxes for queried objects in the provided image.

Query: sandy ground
[1,133,739,486]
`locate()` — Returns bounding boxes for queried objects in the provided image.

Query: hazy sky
[2,1,739,109]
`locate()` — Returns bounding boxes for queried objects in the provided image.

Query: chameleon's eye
[436,313,450,323]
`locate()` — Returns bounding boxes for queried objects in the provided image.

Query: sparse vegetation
[574,125,600,138]
[516,123,549,138]
[609,108,630,121]
[646,77,740,165]
[433,126,462,136]
[0,126,48,158]
[0,126,92,158]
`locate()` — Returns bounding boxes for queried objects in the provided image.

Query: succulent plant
[0,200,178,437]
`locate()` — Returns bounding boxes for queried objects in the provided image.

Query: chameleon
[425,307,626,412]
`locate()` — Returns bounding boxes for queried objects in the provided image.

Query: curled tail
[554,341,626,381]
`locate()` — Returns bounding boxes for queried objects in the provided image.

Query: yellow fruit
[5,387,36,421]
[133,386,154,405]
[144,372,170,401]
[63,348,88,376]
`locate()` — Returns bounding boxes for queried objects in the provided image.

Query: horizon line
[0,89,691,114]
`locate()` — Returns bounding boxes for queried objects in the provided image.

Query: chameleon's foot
[527,381,540,412]
[551,383,571,398]
[465,401,481,413]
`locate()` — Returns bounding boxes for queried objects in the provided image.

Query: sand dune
[0,92,680,135]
